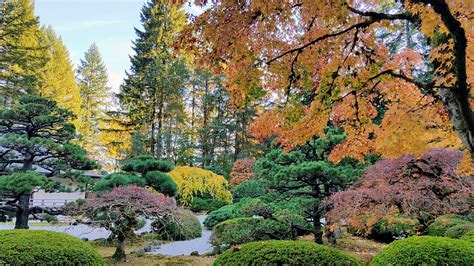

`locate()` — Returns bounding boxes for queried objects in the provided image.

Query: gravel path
[148,215,213,256]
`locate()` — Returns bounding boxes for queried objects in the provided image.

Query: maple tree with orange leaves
[182,0,473,171]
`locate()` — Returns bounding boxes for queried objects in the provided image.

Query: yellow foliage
[167,166,232,205]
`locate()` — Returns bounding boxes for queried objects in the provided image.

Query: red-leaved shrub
[229,158,255,185]
[325,149,473,236]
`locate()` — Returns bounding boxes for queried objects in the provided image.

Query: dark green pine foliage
[118,1,188,159]
[253,127,371,244]
[0,95,99,229]
[94,155,177,197]
[0,0,48,106]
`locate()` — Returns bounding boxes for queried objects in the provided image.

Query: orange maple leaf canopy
[182,0,473,170]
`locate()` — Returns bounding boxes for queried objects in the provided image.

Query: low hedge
[427,215,474,240]
[211,217,296,253]
[152,209,202,241]
[213,240,362,265]
[427,215,471,236]
[0,230,104,265]
[370,236,474,265]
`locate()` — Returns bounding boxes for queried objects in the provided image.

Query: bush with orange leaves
[229,158,255,186]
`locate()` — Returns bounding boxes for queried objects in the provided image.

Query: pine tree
[76,43,110,155]
[0,0,47,106]
[39,26,86,137]
[0,95,98,229]
[118,1,188,159]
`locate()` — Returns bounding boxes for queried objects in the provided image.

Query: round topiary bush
[370,236,474,265]
[214,240,362,265]
[152,209,202,240]
[427,215,472,237]
[0,230,104,265]
[445,224,474,239]
[461,230,474,243]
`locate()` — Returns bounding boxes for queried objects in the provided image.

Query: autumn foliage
[167,166,232,205]
[184,0,474,169]
[325,149,474,236]
[229,158,255,185]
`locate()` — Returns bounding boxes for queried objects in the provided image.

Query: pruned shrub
[232,179,269,203]
[214,240,362,265]
[189,197,228,213]
[427,215,473,237]
[461,230,474,243]
[152,209,202,241]
[211,214,311,253]
[370,236,473,265]
[204,203,243,229]
[0,230,104,265]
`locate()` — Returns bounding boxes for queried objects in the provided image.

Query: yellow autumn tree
[97,111,132,171]
[167,166,232,205]
[39,26,87,137]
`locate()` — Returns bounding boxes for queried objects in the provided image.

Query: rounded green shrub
[211,217,293,253]
[427,215,472,237]
[152,209,202,240]
[190,197,227,213]
[232,179,269,203]
[370,236,474,266]
[445,224,474,239]
[214,240,362,265]
[0,230,104,265]
[461,230,474,243]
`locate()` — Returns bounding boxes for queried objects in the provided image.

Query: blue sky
[35,0,203,92]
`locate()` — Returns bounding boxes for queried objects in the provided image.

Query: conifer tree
[39,26,86,137]
[0,95,98,229]
[118,1,188,159]
[0,0,47,105]
[77,43,110,153]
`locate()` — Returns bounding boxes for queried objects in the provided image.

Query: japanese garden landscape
[0,0,473,265]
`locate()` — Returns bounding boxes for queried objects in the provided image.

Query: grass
[91,238,215,266]
[0,221,70,226]
[297,230,387,265]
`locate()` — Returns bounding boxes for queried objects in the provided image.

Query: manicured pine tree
[0,95,99,229]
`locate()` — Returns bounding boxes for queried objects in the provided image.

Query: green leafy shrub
[152,209,202,241]
[445,224,474,239]
[232,179,269,203]
[211,213,311,253]
[190,197,227,213]
[427,215,473,237]
[0,230,104,265]
[204,198,262,229]
[371,236,473,265]
[214,240,362,265]
[460,230,474,243]
[41,213,58,223]
[144,171,178,197]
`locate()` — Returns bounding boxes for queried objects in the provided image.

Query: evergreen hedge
[214,240,362,265]
[371,236,473,265]
[0,230,104,265]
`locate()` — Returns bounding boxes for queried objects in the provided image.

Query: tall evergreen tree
[118,1,188,160]
[39,26,86,137]
[76,43,110,154]
[0,0,47,106]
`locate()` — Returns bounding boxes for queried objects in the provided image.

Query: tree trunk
[312,210,323,244]
[15,193,31,229]
[113,233,127,261]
